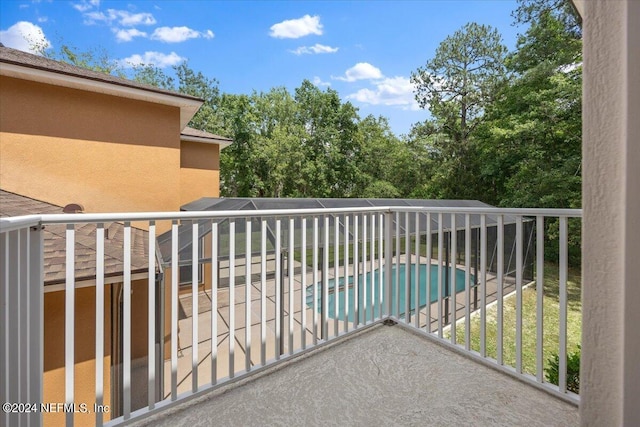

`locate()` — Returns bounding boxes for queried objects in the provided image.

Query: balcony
[140,325,578,427]
[1,206,581,426]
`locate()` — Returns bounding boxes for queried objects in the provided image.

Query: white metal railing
[0,206,582,426]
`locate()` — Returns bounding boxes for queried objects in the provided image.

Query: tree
[509,2,581,73]
[477,6,581,210]
[411,23,507,147]
[131,64,175,90]
[219,81,363,198]
[219,93,259,196]
[250,87,305,197]
[513,0,582,38]
[293,80,361,197]
[476,0,582,262]
[35,42,124,76]
[356,115,429,198]
[410,23,508,199]
[175,63,223,134]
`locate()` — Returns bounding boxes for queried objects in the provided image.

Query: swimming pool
[306,263,471,322]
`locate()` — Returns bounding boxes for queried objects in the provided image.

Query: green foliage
[411,23,507,143]
[131,64,175,90]
[175,62,223,133]
[362,181,401,199]
[410,22,508,200]
[357,115,430,198]
[38,42,124,77]
[513,0,582,38]
[545,346,580,394]
[218,93,260,196]
[476,1,582,259]
[292,80,361,197]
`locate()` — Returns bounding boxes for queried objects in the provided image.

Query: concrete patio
[140,323,578,426]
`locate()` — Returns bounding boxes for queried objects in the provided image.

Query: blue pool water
[306,263,471,322]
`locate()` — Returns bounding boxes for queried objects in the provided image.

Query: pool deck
[156,255,509,400]
[136,324,578,426]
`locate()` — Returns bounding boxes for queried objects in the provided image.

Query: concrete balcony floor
[137,324,578,427]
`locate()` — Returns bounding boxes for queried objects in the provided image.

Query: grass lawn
[447,262,582,382]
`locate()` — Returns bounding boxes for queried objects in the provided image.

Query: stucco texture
[42,279,149,427]
[582,1,640,425]
[136,325,578,427]
[0,76,181,213]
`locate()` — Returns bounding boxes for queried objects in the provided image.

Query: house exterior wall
[582,1,640,425]
[43,285,113,426]
[1,69,224,425]
[179,140,221,207]
[0,76,182,214]
[42,279,149,426]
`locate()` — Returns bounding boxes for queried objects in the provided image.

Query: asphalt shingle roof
[0,190,149,285]
[181,126,233,143]
[0,45,202,103]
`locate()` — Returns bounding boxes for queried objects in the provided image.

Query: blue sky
[1,0,524,136]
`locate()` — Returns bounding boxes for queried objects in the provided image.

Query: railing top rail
[0,215,43,233]
[0,206,582,229]
[389,206,582,217]
[29,206,393,225]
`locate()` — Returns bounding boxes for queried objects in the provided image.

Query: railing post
[29,225,44,427]
[322,215,330,339]
[1,224,44,427]
[279,248,286,356]
[318,245,325,341]
[444,232,450,326]
[384,211,393,318]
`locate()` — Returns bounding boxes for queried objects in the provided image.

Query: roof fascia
[1,62,203,129]
[43,271,149,292]
[180,134,232,149]
[571,0,584,18]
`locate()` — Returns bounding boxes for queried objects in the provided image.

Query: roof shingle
[0,45,201,102]
[0,190,149,285]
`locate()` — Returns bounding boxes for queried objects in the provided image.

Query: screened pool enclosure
[158,198,535,332]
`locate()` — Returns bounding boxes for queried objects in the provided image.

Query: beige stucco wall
[179,140,220,207]
[1,71,225,424]
[43,279,149,426]
[0,76,182,214]
[43,285,113,427]
[582,1,640,425]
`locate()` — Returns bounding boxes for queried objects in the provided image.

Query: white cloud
[151,26,214,43]
[117,11,156,26]
[347,76,419,110]
[290,43,338,55]
[119,51,185,68]
[37,17,48,23]
[73,3,212,44]
[82,10,107,23]
[113,28,147,42]
[73,0,100,12]
[312,76,330,87]
[83,9,156,26]
[334,62,383,82]
[0,21,50,54]
[269,14,322,39]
